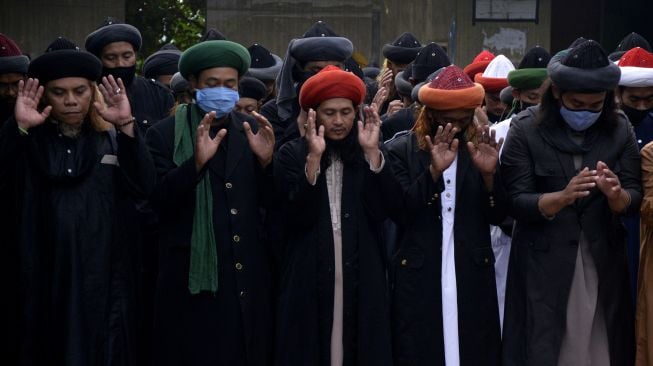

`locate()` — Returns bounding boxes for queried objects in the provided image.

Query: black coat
[386,132,507,366]
[0,118,155,366]
[146,109,275,366]
[260,97,300,151]
[127,76,174,133]
[500,109,641,366]
[273,138,397,366]
[381,106,416,142]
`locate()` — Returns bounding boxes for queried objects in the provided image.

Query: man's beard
[57,121,84,138]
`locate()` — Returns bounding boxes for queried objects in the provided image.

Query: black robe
[0,117,156,366]
[260,96,301,151]
[385,132,507,366]
[127,76,174,133]
[500,109,641,366]
[273,138,397,366]
[381,106,416,142]
[146,108,275,366]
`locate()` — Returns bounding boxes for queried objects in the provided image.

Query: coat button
[143,120,148,125]
[235,262,243,270]
[230,208,238,215]
[67,168,72,173]
[66,149,71,154]
[401,259,408,266]
[225,182,232,189]
[233,235,240,243]
[344,213,350,219]
[239,290,247,298]
[484,257,489,264]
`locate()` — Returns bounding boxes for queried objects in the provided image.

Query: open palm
[14,78,51,129]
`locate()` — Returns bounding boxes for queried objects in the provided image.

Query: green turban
[507,68,548,90]
[179,40,251,78]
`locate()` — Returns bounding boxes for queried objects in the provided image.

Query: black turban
[239,76,267,101]
[246,43,282,81]
[143,44,181,80]
[548,39,620,92]
[85,19,142,57]
[382,32,422,64]
[411,42,451,83]
[29,38,102,85]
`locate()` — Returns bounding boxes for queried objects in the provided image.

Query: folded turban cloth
[548,39,620,92]
[0,33,29,75]
[382,32,423,64]
[412,42,451,83]
[179,40,250,78]
[239,76,267,101]
[618,47,653,87]
[474,54,515,93]
[85,20,142,57]
[519,46,551,69]
[464,50,495,80]
[143,44,181,80]
[395,66,413,97]
[29,38,102,85]
[246,43,282,81]
[419,65,485,110]
[299,65,366,110]
[201,28,227,42]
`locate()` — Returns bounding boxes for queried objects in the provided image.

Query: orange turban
[418,65,485,110]
[299,65,366,110]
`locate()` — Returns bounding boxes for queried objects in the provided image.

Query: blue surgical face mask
[195,87,239,118]
[560,105,602,132]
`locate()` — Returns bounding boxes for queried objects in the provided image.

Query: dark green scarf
[173,104,218,294]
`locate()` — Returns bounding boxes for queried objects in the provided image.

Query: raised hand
[195,111,227,172]
[297,108,308,137]
[467,124,503,175]
[372,86,388,115]
[560,167,598,204]
[596,161,623,200]
[14,78,51,130]
[358,103,382,168]
[95,75,135,136]
[386,99,404,116]
[304,108,325,158]
[244,111,275,167]
[425,123,459,179]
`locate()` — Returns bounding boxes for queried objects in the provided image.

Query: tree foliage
[126,0,206,58]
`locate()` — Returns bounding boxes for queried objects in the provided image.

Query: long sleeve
[0,118,28,187]
[145,120,204,211]
[641,142,653,225]
[618,123,642,216]
[480,169,509,226]
[116,126,156,199]
[361,148,404,222]
[500,118,549,223]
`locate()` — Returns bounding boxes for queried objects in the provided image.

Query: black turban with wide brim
[28,50,102,85]
[143,49,181,79]
[548,40,620,92]
[85,23,142,56]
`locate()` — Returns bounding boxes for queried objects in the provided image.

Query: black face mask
[102,65,136,87]
[622,104,652,124]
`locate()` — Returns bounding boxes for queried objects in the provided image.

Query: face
[100,41,136,68]
[44,77,94,125]
[316,98,356,140]
[386,60,408,77]
[620,86,653,111]
[303,60,343,74]
[512,80,550,105]
[484,92,507,116]
[156,74,174,89]
[0,72,25,105]
[429,108,475,131]
[263,79,275,98]
[189,67,239,90]
[235,97,259,115]
[553,86,606,111]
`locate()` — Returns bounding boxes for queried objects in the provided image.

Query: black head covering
[239,76,267,100]
[201,28,227,42]
[246,43,283,81]
[344,57,365,81]
[411,42,451,83]
[276,20,354,120]
[302,20,338,38]
[170,72,190,94]
[30,38,102,85]
[518,46,551,69]
[142,43,181,79]
[85,17,142,56]
[548,39,620,92]
[382,32,422,64]
[609,32,652,62]
[0,33,29,75]
[363,66,380,79]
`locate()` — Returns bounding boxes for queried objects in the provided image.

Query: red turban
[419,65,485,110]
[299,65,366,110]
[463,50,495,80]
[619,47,653,87]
